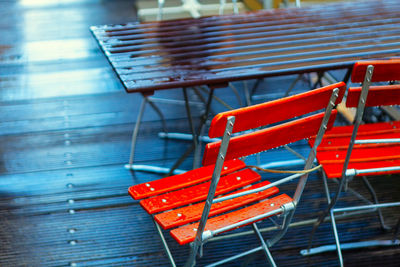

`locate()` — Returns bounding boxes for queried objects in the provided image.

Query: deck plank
[1,0,400,266]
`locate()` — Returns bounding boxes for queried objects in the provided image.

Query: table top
[91,0,400,94]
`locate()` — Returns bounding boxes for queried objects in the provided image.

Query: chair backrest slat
[339,59,400,180]
[346,85,400,108]
[202,111,337,166]
[208,82,346,138]
[351,60,400,83]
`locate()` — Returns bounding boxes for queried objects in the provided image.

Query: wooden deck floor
[1,0,400,266]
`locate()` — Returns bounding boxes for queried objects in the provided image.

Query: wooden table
[91,0,400,173]
[91,0,400,94]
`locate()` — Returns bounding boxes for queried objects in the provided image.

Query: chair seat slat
[170,194,293,245]
[154,180,279,229]
[140,168,261,214]
[129,159,245,200]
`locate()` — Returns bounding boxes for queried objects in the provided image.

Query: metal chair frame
[302,60,400,266]
[129,83,344,266]
[146,0,241,21]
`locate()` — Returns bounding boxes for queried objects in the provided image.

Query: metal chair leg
[302,174,399,263]
[392,217,400,241]
[302,205,344,267]
[154,219,177,267]
[306,171,332,252]
[252,223,277,267]
[305,173,347,264]
[330,209,344,267]
[361,176,391,231]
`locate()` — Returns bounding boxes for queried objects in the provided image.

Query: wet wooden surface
[1,0,400,266]
[91,0,400,93]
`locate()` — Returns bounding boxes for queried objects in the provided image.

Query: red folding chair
[302,59,400,266]
[129,82,345,266]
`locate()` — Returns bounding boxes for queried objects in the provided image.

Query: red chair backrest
[351,59,400,83]
[347,60,400,108]
[202,82,346,166]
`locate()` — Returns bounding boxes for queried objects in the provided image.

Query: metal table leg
[124,95,186,175]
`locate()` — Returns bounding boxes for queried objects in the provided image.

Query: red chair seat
[129,159,245,200]
[170,194,293,245]
[309,121,400,178]
[139,168,261,214]
[155,180,280,229]
[129,160,285,243]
